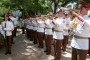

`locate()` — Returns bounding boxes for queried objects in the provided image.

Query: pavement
[0,29,90,60]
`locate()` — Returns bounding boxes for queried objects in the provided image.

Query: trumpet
[70,10,89,26]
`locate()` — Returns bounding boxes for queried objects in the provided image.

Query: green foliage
[0,35,4,45]
[0,0,52,17]
[1,0,84,16]
[83,0,90,3]
[0,17,4,21]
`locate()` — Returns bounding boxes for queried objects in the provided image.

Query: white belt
[54,30,63,32]
[45,27,52,29]
[74,35,88,39]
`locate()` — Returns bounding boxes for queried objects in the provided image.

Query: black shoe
[38,46,40,48]
[44,50,47,52]
[30,39,33,41]
[62,49,66,52]
[5,52,9,55]
[40,47,43,48]
[12,42,14,44]
[46,53,50,55]
[33,42,37,44]
[8,52,11,54]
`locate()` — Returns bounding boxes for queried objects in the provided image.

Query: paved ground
[0,29,90,60]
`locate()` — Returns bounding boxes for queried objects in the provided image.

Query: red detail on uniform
[52,21,56,25]
[77,16,84,22]
[44,22,47,25]
[76,15,89,26]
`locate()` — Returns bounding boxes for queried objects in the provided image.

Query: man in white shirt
[37,17,45,48]
[2,15,14,55]
[25,19,30,38]
[71,2,90,60]
[28,18,33,41]
[9,15,18,37]
[53,9,66,60]
[62,13,71,51]
[32,18,38,44]
[44,16,53,55]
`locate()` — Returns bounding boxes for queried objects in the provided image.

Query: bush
[0,35,4,45]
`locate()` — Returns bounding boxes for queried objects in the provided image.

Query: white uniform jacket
[0,25,4,37]
[27,20,33,30]
[44,19,53,35]
[71,15,90,50]
[37,20,45,33]
[63,17,71,36]
[32,20,38,31]
[9,16,18,27]
[2,21,14,36]
[53,17,66,40]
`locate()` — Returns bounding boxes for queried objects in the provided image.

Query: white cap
[56,7,64,13]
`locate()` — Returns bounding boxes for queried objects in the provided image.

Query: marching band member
[25,19,30,38]
[28,18,33,41]
[88,13,90,56]
[62,12,71,51]
[71,2,90,60]
[9,14,18,44]
[2,14,14,55]
[44,16,53,55]
[37,17,45,48]
[53,8,66,60]
[0,20,4,37]
[32,18,38,44]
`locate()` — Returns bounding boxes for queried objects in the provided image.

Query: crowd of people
[24,2,90,60]
[0,1,90,60]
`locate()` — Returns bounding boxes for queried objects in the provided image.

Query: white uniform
[9,16,18,27]
[27,20,33,30]
[2,21,14,36]
[53,17,66,40]
[37,20,45,33]
[32,20,38,31]
[63,17,71,36]
[71,15,90,50]
[0,24,4,36]
[45,19,53,35]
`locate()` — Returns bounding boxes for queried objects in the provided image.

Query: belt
[29,25,32,26]
[74,35,88,39]
[39,27,44,28]
[54,30,63,32]
[33,26,37,27]
[45,27,52,29]
[64,30,68,32]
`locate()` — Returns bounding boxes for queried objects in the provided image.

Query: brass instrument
[71,17,77,31]
[71,10,89,26]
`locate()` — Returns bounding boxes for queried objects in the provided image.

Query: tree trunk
[61,0,70,7]
[53,0,58,14]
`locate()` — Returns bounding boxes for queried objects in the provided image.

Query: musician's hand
[55,24,59,27]
[9,29,14,32]
[9,30,12,32]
